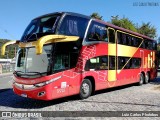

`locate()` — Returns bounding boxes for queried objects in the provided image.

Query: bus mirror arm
[35,35,79,55]
[1,40,17,56]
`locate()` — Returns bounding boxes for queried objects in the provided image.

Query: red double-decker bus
[1,12,157,100]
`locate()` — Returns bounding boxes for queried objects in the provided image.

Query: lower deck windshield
[15,42,80,78]
[15,45,52,78]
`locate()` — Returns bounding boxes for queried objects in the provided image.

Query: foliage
[111,16,137,32]
[110,15,157,39]
[137,22,157,38]
[90,13,103,20]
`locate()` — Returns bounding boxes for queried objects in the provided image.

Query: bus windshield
[21,15,60,41]
[58,15,89,39]
[15,45,52,78]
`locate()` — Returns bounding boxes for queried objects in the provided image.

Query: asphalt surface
[0,73,160,120]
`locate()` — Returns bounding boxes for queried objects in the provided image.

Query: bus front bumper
[13,82,54,101]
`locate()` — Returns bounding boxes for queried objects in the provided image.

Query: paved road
[0,74,160,119]
[0,74,13,90]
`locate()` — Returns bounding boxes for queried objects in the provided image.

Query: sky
[0,0,160,40]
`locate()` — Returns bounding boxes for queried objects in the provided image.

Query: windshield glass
[21,15,60,41]
[58,15,89,39]
[15,45,52,78]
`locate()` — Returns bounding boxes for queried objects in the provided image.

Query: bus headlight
[34,76,62,87]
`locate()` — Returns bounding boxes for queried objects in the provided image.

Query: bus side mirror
[35,35,79,55]
[1,41,17,56]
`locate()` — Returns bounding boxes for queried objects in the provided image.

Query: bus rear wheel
[138,73,144,86]
[144,72,150,84]
[79,79,92,99]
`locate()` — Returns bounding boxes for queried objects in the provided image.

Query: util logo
[143,51,155,68]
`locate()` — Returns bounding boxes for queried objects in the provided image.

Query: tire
[79,79,92,99]
[138,73,144,86]
[144,72,150,84]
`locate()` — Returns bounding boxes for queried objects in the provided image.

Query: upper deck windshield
[21,13,89,42]
[21,14,60,41]
[57,15,89,39]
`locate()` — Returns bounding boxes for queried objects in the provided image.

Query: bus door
[53,53,70,98]
[108,28,117,83]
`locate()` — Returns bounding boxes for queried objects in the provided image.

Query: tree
[111,16,137,32]
[137,22,157,38]
[90,13,103,20]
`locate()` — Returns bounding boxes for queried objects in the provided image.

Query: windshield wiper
[25,71,42,76]
[14,71,47,77]
[13,71,24,74]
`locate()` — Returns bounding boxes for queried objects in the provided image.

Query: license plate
[21,94,27,97]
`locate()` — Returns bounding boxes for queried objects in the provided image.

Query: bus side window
[127,35,132,46]
[118,57,125,69]
[109,56,115,70]
[133,37,138,47]
[124,58,131,69]
[131,58,141,69]
[117,32,122,44]
[87,21,108,42]
[140,40,145,48]
[118,57,130,69]
[85,56,108,71]
[148,41,153,50]
[153,42,157,50]
[144,40,149,49]
[108,29,115,43]
[122,33,127,45]
[99,56,108,70]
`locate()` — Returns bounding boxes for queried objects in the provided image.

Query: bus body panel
[9,12,157,101]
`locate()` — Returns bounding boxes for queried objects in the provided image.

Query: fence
[0,63,15,74]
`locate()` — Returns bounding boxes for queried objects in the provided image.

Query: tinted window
[21,15,60,41]
[131,58,141,68]
[58,15,88,38]
[117,32,127,45]
[87,21,108,42]
[148,41,153,50]
[117,32,143,48]
[153,42,157,50]
[117,32,122,44]
[108,29,115,43]
[109,56,115,70]
[126,35,132,46]
[85,56,108,70]
[118,57,130,69]
[133,38,142,47]
[118,57,141,69]
[140,41,145,48]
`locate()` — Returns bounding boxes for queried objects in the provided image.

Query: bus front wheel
[79,79,92,99]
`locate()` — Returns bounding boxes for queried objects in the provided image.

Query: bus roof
[33,12,155,41]
[33,12,91,20]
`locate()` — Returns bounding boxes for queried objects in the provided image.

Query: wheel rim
[146,74,149,82]
[140,75,143,84]
[82,83,90,94]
